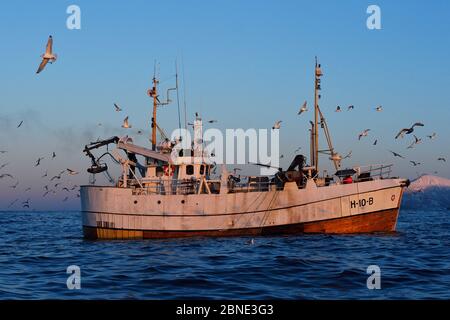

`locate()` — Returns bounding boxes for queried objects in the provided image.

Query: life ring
[163,165,174,176]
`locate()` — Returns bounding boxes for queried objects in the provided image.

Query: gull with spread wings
[36,35,57,74]
[395,122,424,139]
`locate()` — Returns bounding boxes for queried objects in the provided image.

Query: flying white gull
[427,133,437,140]
[67,168,79,175]
[375,106,383,112]
[298,101,307,115]
[358,129,370,140]
[122,116,132,128]
[395,122,424,139]
[407,135,422,149]
[272,120,282,130]
[36,35,57,74]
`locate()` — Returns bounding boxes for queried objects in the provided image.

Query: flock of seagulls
[1,115,81,209]
[3,34,449,208]
[271,100,446,173]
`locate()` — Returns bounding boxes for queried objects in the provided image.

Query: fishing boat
[80,59,409,239]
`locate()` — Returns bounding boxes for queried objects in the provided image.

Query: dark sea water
[0,208,449,299]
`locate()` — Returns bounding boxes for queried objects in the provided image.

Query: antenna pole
[150,63,159,151]
[175,60,182,130]
[313,57,322,173]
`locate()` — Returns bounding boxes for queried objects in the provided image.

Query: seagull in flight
[375,106,383,112]
[17,120,23,128]
[438,157,446,162]
[407,135,422,149]
[35,157,44,167]
[395,122,424,139]
[10,181,19,189]
[0,173,14,179]
[358,129,370,140]
[298,101,308,115]
[50,173,63,181]
[52,152,56,159]
[294,146,302,153]
[22,199,30,208]
[410,161,421,166]
[114,103,122,112]
[36,35,57,74]
[207,120,218,123]
[373,139,378,146]
[347,105,354,111]
[427,133,437,140]
[335,106,341,112]
[388,150,405,159]
[342,150,352,159]
[67,168,79,175]
[122,116,132,128]
[272,120,282,130]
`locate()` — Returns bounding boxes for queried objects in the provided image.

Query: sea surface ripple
[0,209,449,299]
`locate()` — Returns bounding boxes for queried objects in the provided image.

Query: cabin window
[155,166,164,177]
[200,165,205,175]
[186,165,194,175]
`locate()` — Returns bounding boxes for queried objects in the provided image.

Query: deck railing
[120,177,279,195]
[355,164,393,181]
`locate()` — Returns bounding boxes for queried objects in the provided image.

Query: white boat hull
[81,178,407,239]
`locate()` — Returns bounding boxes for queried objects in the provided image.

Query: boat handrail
[119,176,281,195]
[354,163,393,180]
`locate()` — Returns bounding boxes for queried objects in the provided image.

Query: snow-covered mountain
[402,175,450,209]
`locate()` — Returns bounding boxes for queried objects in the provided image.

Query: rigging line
[156,123,168,141]
[181,55,188,131]
[258,191,280,229]
[232,190,267,226]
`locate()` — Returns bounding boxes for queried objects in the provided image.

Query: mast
[313,57,323,172]
[148,64,177,151]
[151,75,159,151]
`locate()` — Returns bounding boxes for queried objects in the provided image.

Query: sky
[0,0,450,210]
